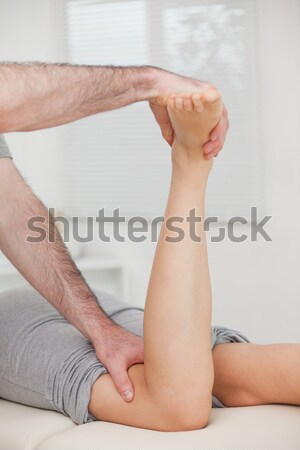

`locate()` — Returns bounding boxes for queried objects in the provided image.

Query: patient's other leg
[212,342,300,406]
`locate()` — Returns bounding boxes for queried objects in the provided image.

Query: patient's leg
[212,342,300,406]
[89,89,223,431]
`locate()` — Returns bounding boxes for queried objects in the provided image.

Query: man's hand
[0,63,229,155]
[149,69,229,159]
[93,323,144,402]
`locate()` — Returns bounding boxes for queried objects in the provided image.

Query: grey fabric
[0,134,12,158]
[0,287,249,425]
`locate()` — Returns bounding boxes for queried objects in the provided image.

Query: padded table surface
[0,399,299,450]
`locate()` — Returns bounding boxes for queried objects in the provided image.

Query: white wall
[0,0,63,208]
[0,0,300,343]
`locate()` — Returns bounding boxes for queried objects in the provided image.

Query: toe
[167,96,176,112]
[175,96,184,111]
[183,96,193,112]
[191,94,204,113]
[202,88,221,104]
[202,88,223,117]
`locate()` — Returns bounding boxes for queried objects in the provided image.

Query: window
[56,0,262,220]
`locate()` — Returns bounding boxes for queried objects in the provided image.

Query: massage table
[0,398,299,450]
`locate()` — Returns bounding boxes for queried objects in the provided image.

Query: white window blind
[56,0,262,220]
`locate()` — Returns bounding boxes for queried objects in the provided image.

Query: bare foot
[148,69,229,157]
[167,88,223,166]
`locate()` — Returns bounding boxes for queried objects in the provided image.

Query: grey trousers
[0,287,249,424]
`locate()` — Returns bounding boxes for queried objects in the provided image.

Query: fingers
[149,102,174,147]
[95,329,144,403]
[108,361,135,402]
[163,128,175,146]
[203,105,229,159]
[160,114,174,145]
[107,341,144,402]
[211,104,229,141]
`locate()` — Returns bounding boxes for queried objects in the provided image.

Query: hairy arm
[0,63,154,131]
[0,62,228,158]
[0,158,144,401]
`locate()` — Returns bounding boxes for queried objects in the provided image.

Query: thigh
[0,287,145,424]
[212,342,300,407]
[88,363,168,430]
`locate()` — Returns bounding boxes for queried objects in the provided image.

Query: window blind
[55,0,262,221]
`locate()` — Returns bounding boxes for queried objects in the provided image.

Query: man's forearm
[0,62,229,158]
[0,63,157,132]
[0,158,112,343]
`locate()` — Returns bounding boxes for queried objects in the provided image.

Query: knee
[145,369,213,431]
[165,408,210,432]
[155,392,212,432]
[130,364,213,431]
[90,364,211,431]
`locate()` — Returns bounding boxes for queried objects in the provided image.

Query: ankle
[171,142,213,179]
[171,162,211,193]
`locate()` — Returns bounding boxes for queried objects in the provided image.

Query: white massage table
[0,398,299,450]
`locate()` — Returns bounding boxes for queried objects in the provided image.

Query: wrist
[134,65,164,102]
[84,313,114,345]
[69,293,115,344]
[89,319,121,352]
